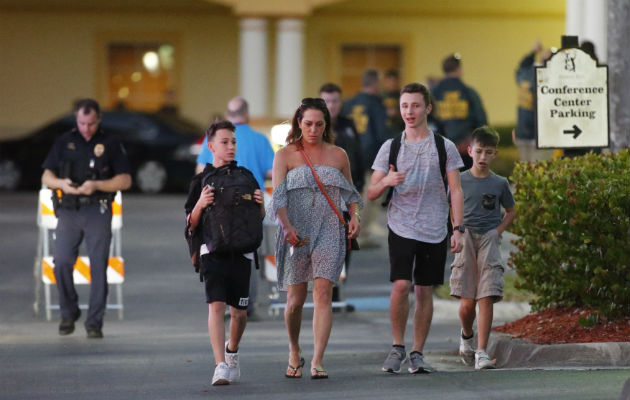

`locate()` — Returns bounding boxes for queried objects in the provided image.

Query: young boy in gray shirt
[449,126,515,370]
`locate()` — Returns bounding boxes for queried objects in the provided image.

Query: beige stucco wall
[0,10,238,139]
[304,12,565,126]
[0,7,565,139]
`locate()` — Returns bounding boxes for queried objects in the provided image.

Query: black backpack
[381,132,452,234]
[200,162,263,256]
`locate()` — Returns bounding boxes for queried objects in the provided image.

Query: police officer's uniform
[432,77,488,169]
[341,92,389,169]
[42,128,130,330]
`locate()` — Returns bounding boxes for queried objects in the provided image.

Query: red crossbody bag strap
[298,149,347,228]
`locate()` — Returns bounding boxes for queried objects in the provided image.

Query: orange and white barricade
[261,185,348,316]
[33,187,125,321]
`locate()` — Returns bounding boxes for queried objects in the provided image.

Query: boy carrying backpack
[184,120,265,386]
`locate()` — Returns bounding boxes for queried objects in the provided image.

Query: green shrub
[509,150,630,318]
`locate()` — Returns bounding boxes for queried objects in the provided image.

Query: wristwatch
[453,225,465,233]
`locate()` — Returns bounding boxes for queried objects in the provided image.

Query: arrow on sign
[563,125,582,139]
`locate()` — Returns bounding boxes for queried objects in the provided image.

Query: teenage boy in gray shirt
[450,126,515,370]
[368,83,464,374]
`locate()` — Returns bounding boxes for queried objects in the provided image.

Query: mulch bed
[493,306,630,345]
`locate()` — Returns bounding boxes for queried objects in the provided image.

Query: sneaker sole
[475,364,497,370]
[408,366,433,374]
[382,357,407,374]
[212,378,229,386]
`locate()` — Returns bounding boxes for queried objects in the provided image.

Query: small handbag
[299,149,360,251]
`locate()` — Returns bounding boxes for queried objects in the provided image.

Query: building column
[565,0,584,37]
[274,18,304,119]
[239,18,268,118]
[583,0,607,62]
[607,0,630,151]
[565,0,607,61]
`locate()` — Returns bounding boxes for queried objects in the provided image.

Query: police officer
[381,69,405,138]
[432,54,488,170]
[342,69,389,169]
[41,98,131,338]
[320,83,364,193]
[513,40,554,162]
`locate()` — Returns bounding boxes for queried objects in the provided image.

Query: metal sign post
[535,36,609,149]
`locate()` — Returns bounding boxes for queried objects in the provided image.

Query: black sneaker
[86,325,103,339]
[58,310,81,336]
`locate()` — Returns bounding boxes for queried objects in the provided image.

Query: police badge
[94,143,105,157]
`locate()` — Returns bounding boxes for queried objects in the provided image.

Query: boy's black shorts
[388,227,447,286]
[201,253,251,309]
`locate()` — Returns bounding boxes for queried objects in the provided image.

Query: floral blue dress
[269,164,362,290]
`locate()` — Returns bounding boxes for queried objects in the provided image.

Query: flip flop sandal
[310,366,328,379]
[285,357,305,378]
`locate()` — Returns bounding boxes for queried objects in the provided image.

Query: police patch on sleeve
[94,143,105,157]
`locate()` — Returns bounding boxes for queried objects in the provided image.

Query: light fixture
[142,51,159,72]
[117,86,130,99]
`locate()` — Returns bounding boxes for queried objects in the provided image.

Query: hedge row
[509,149,629,318]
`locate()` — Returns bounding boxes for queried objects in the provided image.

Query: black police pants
[53,204,112,328]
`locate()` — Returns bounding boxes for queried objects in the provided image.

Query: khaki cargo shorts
[449,229,504,302]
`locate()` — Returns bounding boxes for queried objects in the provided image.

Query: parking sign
[536,47,609,149]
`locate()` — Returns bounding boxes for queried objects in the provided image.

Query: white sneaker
[225,341,240,382]
[212,362,230,385]
[459,329,475,366]
[475,349,496,370]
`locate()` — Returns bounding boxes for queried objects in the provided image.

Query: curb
[488,332,630,369]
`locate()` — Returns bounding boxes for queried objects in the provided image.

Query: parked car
[0,111,203,193]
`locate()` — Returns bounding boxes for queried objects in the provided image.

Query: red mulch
[493,306,630,345]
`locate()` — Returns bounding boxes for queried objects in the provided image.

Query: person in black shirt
[41,98,131,338]
[381,69,405,138]
[320,83,364,192]
[432,54,488,169]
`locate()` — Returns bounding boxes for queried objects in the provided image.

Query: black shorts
[388,227,447,286]
[201,253,252,309]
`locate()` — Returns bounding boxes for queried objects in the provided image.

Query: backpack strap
[381,134,403,208]
[434,132,453,235]
[434,132,448,195]
[254,249,260,270]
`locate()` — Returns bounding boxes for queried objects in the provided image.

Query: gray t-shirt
[372,131,463,243]
[460,170,515,233]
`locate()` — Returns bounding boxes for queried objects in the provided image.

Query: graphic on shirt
[67,142,76,151]
[349,105,369,134]
[436,91,469,120]
[482,193,496,210]
[517,80,534,110]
